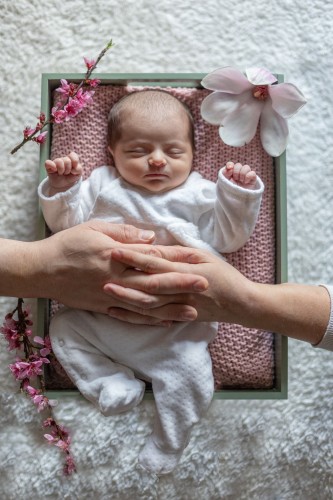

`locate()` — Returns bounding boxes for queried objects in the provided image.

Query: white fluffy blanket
[1,1,332,498]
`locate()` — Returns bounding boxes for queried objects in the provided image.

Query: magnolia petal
[218,93,264,147]
[269,83,307,119]
[260,100,289,157]
[201,67,252,94]
[201,91,244,125]
[246,67,277,86]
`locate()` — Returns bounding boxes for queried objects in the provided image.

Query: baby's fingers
[222,162,234,179]
[234,163,251,184]
[63,156,73,175]
[45,159,57,174]
[52,157,66,175]
[68,151,80,167]
[244,170,257,188]
[67,152,82,175]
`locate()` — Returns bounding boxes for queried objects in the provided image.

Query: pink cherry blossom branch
[4,37,115,474]
[1,299,76,474]
[10,38,114,155]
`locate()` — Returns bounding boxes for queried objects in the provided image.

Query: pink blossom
[34,335,52,357]
[1,327,21,351]
[56,439,70,451]
[44,433,58,444]
[64,455,76,475]
[86,78,100,88]
[23,305,33,323]
[64,99,82,118]
[55,79,78,97]
[83,57,96,70]
[43,417,56,428]
[24,325,33,336]
[23,127,36,139]
[25,385,53,411]
[34,395,57,412]
[75,88,95,107]
[10,360,32,380]
[34,132,48,144]
[38,112,46,123]
[9,357,49,380]
[201,66,307,157]
[44,429,70,450]
[1,315,21,351]
[51,107,68,124]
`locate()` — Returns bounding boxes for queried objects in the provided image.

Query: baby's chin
[140,179,187,194]
[121,177,185,194]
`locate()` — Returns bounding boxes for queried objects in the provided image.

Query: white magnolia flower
[201,67,307,157]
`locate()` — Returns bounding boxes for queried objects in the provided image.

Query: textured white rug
[1,1,333,498]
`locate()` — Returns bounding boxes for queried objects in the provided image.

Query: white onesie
[38,165,264,474]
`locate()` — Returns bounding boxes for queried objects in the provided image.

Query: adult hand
[21,220,206,315]
[105,245,331,344]
[104,246,252,324]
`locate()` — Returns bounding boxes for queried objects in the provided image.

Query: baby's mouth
[144,173,169,177]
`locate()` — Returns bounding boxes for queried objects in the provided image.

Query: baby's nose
[148,157,167,167]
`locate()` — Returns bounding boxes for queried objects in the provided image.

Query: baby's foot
[138,436,183,475]
[98,374,145,416]
[223,161,257,189]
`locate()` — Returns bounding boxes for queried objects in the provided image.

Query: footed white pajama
[39,165,264,473]
[50,308,217,474]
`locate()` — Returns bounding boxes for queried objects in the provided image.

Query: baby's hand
[45,151,83,193]
[222,162,257,190]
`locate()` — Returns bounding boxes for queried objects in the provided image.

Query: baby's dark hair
[107,89,195,150]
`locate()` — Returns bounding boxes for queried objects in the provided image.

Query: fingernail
[140,230,155,240]
[193,280,207,292]
[181,310,197,321]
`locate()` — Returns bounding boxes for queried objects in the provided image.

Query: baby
[38,89,264,474]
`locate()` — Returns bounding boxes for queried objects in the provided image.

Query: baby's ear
[108,146,117,168]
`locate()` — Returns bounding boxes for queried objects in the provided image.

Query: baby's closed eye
[166,148,184,157]
[126,148,148,156]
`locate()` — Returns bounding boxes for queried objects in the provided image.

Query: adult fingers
[108,302,198,323]
[87,220,156,244]
[153,245,211,264]
[115,245,211,265]
[110,269,208,294]
[107,308,173,325]
[110,249,208,293]
[104,282,195,307]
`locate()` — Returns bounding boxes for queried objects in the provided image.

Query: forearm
[105,247,332,343]
[0,239,46,298]
[245,282,331,344]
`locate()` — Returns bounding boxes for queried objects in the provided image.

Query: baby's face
[109,108,193,193]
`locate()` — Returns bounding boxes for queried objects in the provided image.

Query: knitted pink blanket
[47,84,275,390]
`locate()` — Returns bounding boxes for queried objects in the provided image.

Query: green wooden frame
[37,73,288,400]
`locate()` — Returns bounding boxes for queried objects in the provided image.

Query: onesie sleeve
[312,285,333,351]
[38,166,112,233]
[206,169,264,253]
